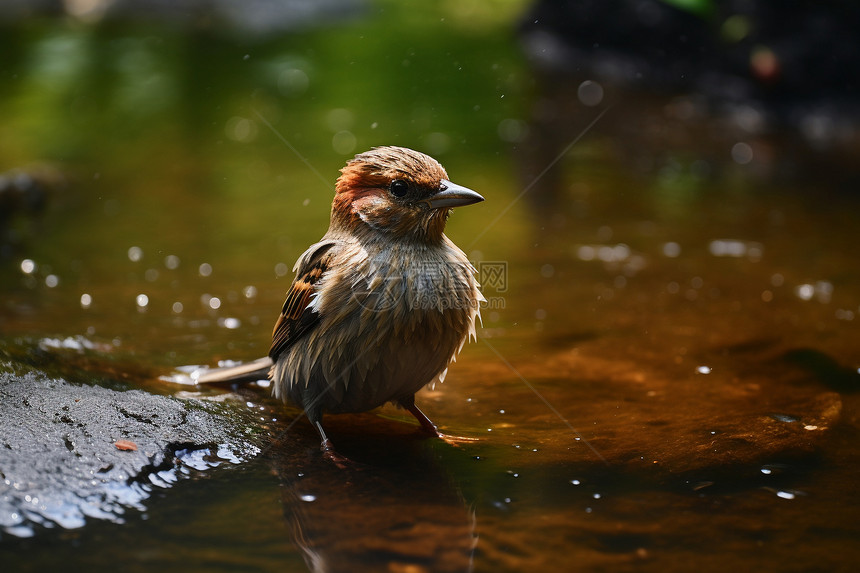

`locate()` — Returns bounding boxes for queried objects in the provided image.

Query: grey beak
[425,180,484,209]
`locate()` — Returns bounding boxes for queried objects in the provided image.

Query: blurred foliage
[659,0,715,19]
[0,0,535,355]
[0,0,532,170]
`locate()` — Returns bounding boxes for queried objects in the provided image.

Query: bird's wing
[269,239,339,361]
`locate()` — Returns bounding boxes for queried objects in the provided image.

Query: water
[2,3,860,571]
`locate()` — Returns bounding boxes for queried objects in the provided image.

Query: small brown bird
[199,146,484,452]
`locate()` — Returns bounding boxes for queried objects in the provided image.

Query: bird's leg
[305,391,338,453]
[399,397,440,436]
[309,416,352,466]
[312,420,335,452]
[306,402,337,453]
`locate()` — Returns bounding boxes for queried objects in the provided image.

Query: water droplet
[225,117,257,143]
[45,274,59,288]
[326,108,354,131]
[199,263,213,277]
[128,246,143,262]
[662,242,681,258]
[814,281,833,303]
[80,294,92,309]
[332,130,357,155]
[20,259,36,274]
[278,69,309,97]
[424,132,450,155]
[577,245,596,261]
[497,118,528,142]
[835,309,854,321]
[731,142,753,165]
[577,80,604,106]
[136,294,149,308]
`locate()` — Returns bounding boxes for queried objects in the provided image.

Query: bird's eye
[389,179,409,198]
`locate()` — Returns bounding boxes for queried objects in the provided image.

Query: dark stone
[0,366,261,538]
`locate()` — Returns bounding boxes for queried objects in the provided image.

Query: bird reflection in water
[268,415,477,573]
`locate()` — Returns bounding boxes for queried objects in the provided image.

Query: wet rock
[0,366,261,538]
[0,166,62,257]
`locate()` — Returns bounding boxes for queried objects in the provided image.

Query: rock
[0,366,261,538]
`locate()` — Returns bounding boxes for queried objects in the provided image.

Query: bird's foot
[437,432,481,448]
[320,439,355,468]
[322,448,353,468]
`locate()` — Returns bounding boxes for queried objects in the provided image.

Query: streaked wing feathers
[269,240,338,361]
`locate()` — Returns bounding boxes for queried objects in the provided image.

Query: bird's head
[331,146,483,242]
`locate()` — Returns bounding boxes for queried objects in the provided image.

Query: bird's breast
[274,239,481,413]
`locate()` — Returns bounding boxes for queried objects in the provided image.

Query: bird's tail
[160,356,273,385]
[196,356,273,384]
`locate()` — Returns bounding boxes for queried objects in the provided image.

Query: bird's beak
[424,180,484,210]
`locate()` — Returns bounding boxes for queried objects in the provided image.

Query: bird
[196,146,484,453]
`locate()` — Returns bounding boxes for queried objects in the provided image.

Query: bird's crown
[335,146,448,196]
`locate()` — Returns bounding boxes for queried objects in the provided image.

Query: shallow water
[2,3,860,571]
